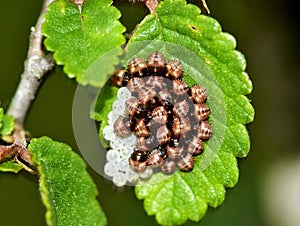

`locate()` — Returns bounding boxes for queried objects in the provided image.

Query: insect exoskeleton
[194,103,210,121]
[169,137,180,148]
[158,88,172,102]
[125,98,139,116]
[165,60,183,80]
[112,68,132,86]
[135,118,151,138]
[113,116,131,138]
[138,86,156,105]
[172,116,181,137]
[173,79,189,96]
[173,99,189,118]
[166,145,184,159]
[146,75,164,90]
[158,89,174,111]
[187,136,204,155]
[136,135,158,151]
[125,98,147,120]
[147,51,166,74]
[129,150,149,172]
[161,159,176,174]
[152,106,168,124]
[179,117,192,134]
[128,57,147,76]
[127,77,145,93]
[190,84,207,104]
[177,153,194,172]
[198,121,212,140]
[147,149,164,167]
[157,146,168,159]
[136,136,149,151]
[157,125,171,144]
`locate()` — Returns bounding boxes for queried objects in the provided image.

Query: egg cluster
[104,51,212,185]
[102,87,154,187]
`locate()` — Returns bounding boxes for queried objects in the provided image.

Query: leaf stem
[7,0,55,127]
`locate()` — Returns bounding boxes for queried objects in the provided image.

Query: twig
[1,0,55,172]
[200,0,210,14]
[145,0,159,13]
[7,0,55,127]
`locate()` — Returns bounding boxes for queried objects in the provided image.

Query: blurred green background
[1,0,300,225]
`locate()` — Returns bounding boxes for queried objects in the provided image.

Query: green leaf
[42,0,126,87]
[0,108,3,129]
[0,114,14,136]
[0,161,23,173]
[0,109,19,173]
[124,0,255,225]
[91,81,118,122]
[29,137,107,226]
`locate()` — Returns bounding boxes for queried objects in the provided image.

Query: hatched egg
[104,162,119,177]
[139,167,153,179]
[117,87,132,100]
[103,125,116,141]
[125,169,139,183]
[106,149,121,163]
[118,159,130,172]
[112,99,126,114]
[113,172,127,187]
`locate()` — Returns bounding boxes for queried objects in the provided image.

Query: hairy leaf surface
[0,114,14,136]
[42,0,126,87]
[29,137,107,226]
[125,0,255,225]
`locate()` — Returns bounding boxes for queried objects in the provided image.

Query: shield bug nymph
[129,150,149,172]
[113,116,132,138]
[147,51,166,74]
[166,60,183,80]
[128,57,147,76]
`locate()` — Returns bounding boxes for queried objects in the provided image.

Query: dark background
[1,0,300,225]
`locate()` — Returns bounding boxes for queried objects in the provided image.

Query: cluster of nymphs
[104,51,212,186]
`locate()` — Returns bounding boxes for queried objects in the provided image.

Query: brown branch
[7,0,55,127]
[145,0,159,13]
[200,0,210,14]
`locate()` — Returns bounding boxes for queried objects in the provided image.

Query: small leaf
[122,0,255,224]
[0,115,15,136]
[42,0,126,87]
[0,161,23,173]
[29,137,107,226]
